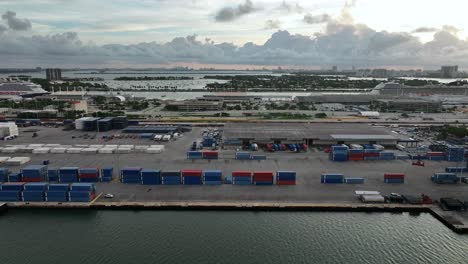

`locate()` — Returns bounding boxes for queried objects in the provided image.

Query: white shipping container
[2,147,17,153]
[28,144,44,148]
[45,144,61,147]
[146,148,163,154]
[75,144,89,148]
[119,145,134,149]
[0,122,19,137]
[350,144,364,150]
[50,148,67,153]
[32,148,50,154]
[105,145,118,148]
[98,148,114,154]
[81,148,98,154]
[67,148,83,154]
[360,195,385,203]
[5,157,30,166]
[116,148,131,154]
[89,145,104,149]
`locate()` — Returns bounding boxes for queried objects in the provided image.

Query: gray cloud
[412,27,438,33]
[0,25,7,35]
[215,0,256,22]
[279,1,304,13]
[1,11,32,31]
[1,22,468,68]
[442,25,461,34]
[265,19,281,30]
[304,13,332,24]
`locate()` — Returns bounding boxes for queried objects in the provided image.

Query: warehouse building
[165,100,222,111]
[223,123,399,146]
[371,98,442,113]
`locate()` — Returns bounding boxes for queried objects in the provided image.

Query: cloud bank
[1,8,468,68]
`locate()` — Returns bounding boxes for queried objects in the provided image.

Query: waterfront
[1,210,468,264]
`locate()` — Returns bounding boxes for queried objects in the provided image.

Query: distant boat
[161,95,166,97]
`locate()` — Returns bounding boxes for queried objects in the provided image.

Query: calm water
[1,210,468,264]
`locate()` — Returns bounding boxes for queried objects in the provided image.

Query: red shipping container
[427,152,444,157]
[79,173,99,178]
[253,172,274,177]
[277,180,296,185]
[232,171,252,177]
[384,173,405,179]
[349,157,364,161]
[181,170,203,177]
[202,151,218,156]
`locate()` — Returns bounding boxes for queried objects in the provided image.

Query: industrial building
[441,66,458,78]
[166,100,222,111]
[223,123,399,146]
[371,98,442,113]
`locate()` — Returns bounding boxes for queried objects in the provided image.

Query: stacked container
[120,167,142,184]
[202,151,219,160]
[8,172,22,182]
[446,146,465,162]
[97,118,113,132]
[251,155,267,160]
[348,149,364,161]
[431,173,460,184]
[235,152,252,160]
[427,152,445,161]
[181,170,203,185]
[203,170,222,185]
[384,173,405,184]
[47,169,59,181]
[161,171,181,185]
[0,182,24,201]
[445,167,468,173]
[364,149,381,161]
[101,167,113,182]
[112,116,128,129]
[0,168,9,182]
[330,145,348,162]
[253,171,274,185]
[276,171,296,185]
[232,171,252,185]
[46,184,70,202]
[21,165,48,182]
[59,167,79,183]
[69,183,96,202]
[321,173,344,184]
[78,168,100,183]
[187,151,203,160]
[141,169,161,185]
[379,151,396,160]
[22,182,48,202]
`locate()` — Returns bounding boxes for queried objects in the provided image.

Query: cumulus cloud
[412,27,438,33]
[1,11,31,31]
[215,0,256,22]
[1,22,468,68]
[304,13,332,24]
[265,19,281,30]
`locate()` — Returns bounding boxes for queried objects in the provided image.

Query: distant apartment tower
[440,66,458,78]
[46,68,62,81]
[371,69,388,78]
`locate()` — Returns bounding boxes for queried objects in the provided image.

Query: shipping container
[8,172,22,182]
[345,177,365,184]
[321,173,344,184]
[45,191,68,202]
[48,184,70,192]
[360,195,385,203]
[24,182,49,191]
[70,183,96,192]
[235,152,252,160]
[141,169,161,185]
[0,190,22,201]
[187,151,203,160]
[22,191,45,202]
[432,173,460,184]
[1,182,25,191]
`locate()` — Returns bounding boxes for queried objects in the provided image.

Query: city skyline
[0,0,468,68]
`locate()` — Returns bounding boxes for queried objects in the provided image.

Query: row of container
[75,116,128,131]
[266,143,307,152]
[0,166,114,183]
[186,151,219,160]
[120,168,297,185]
[0,182,96,202]
[321,173,404,184]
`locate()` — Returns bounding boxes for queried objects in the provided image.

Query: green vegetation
[31,78,109,92]
[263,112,311,120]
[205,75,380,92]
[213,112,230,117]
[314,113,327,118]
[0,99,68,110]
[436,125,468,140]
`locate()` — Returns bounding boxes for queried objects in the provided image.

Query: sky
[0,0,468,69]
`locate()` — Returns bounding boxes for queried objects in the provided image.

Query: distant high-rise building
[440,66,458,78]
[371,69,388,78]
[332,65,338,72]
[46,68,62,81]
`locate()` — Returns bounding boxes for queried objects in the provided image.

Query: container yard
[0,124,467,220]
